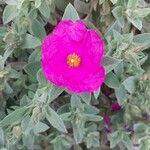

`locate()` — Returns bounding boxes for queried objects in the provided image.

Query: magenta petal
[111,101,121,111]
[41,19,105,93]
[103,114,110,125]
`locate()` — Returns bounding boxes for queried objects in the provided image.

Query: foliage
[0,0,150,149]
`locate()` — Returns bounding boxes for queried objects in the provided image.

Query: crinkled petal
[41,19,105,93]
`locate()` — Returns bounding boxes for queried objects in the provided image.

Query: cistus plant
[0,0,150,150]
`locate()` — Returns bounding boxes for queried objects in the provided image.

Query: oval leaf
[45,106,67,133]
[62,3,79,21]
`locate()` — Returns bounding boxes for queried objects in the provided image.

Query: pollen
[66,53,81,67]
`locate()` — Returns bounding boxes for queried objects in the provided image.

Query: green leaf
[84,114,102,122]
[62,3,79,21]
[24,62,40,78]
[16,0,25,9]
[93,87,100,99]
[33,122,49,134]
[115,84,127,104]
[127,17,142,30]
[84,104,99,115]
[102,56,122,74]
[4,82,13,94]
[35,0,42,8]
[112,6,125,27]
[86,132,100,149]
[3,47,14,62]
[127,0,138,9]
[0,27,7,38]
[3,5,19,24]
[113,30,123,42]
[71,95,83,110]
[48,84,64,102]
[0,56,5,71]
[22,133,35,149]
[21,116,34,134]
[31,19,46,39]
[123,76,137,94]
[38,0,50,17]
[45,106,67,133]
[37,69,49,87]
[134,123,147,134]
[105,20,121,37]
[139,139,150,150]
[136,8,150,18]
[114,61,124,77]
[133,33,150,47]
[5,0,18,5]
[21,34,41,49]
[105,72,120,89]
[79,93,91,105]
[122,134,132,150]
[28,49,40,63]
[73,123,84,144]
[0,128,4,145]
[0,107,29,127]
[109,130,122,148]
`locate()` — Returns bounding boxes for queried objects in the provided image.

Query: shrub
[0,0,150,149]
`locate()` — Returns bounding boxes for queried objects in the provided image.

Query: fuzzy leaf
[35,0,42,8]
[115,84,127,104]
[3,5,19,24]
[123,76,137,94]
[48,85,64,102]
[33,122,49,134]
[45,106,67,133]
[127,0,138,9]
[0,107,29,127]
[112,6,124,27]
[133,33,150,48]
[0,128,4,145]
[105,72,120,89]
[5,0,18,5]
[31,19,46,39]
[62,3,79,21]
[103,56,122,74]
[24,62,40,78]
[79,93,91,105]
[38,0,50,17]
[21,34,41,49]
[73,123,84,144]
[127,17,142,30]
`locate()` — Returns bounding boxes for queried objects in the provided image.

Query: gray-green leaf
[21,34,41,49]
[33,122,49,134]
[62,3,79,21]
[79,93,91,105]
[105,72,120,89]
[123,76,137,94]
[0,107,29,127]
[45,106,67,133]
[3,5,19,24]
[103,56,122,74]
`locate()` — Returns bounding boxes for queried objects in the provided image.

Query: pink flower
[103,114,110,125]
[111,101,121,111]
[41,20,105,93]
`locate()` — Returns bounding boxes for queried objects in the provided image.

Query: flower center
[66,53,81,67]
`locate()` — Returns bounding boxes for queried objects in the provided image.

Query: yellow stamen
[66,53,81,67]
